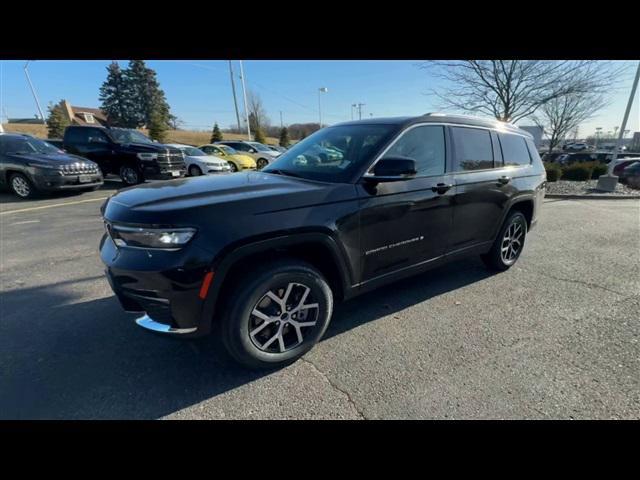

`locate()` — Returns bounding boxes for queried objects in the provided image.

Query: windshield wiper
[265,169,303,178]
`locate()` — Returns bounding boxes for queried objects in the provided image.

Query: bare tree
[246,89,270,133]
[533,93,609,153]
[420,60,626,123]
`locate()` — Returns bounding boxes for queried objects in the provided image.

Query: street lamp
[24,61,46,124]
[597,60,640,191]
[595,127,603,149]
[318,87,328,127]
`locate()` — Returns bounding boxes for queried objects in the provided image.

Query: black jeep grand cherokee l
[100,114,546,369]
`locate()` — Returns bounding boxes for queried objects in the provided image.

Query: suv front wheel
[482,211,528,271]
[220,259,333,370]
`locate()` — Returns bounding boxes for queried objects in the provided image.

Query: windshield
[182,147,206,156]
[0,137,62,155]
[249,142,272,152]
[262,124,398,183]
[110,129,154,144]
[219,145,237,155]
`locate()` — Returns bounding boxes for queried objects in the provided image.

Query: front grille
[157,150,185,170]
[61,162,99,175]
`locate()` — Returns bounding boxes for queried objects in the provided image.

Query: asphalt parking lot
[1,184,639,419]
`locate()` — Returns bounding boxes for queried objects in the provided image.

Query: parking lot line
[0,197,109,216]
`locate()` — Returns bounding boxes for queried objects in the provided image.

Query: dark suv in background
[100,114,546,369]
[0,133,103,198]
[62,126,186,185]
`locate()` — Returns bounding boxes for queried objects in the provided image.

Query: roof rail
[423,112,518,129]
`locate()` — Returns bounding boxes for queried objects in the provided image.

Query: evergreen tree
[148,105,168,142]
[46,101,70,139]
[254,127,266,144]
[125,60,171,129]
[99,61,134,127]
[279,126,290,147]
[210,122,223,142]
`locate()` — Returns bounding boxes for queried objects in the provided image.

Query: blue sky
[1,60,637,137]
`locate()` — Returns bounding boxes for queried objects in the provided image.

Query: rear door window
[451,127,494,171]
[499,133,531,167]
[65,128,90,144]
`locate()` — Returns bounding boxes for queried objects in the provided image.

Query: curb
[545,194,640,200]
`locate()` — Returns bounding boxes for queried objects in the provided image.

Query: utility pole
[597,61,640,191]
[357,103,365,120]
[24,61,46,124]
[280,111,283,129]
[318,87,328,127]
[228,61,242,133]
[351,104,356,121]
[239,60,251,140]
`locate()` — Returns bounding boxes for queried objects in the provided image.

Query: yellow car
[198,144,257,172]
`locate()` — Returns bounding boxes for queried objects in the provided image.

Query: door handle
[431,183,453,194]
[497,176,511,185]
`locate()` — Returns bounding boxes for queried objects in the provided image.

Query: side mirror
[366,157,417,182]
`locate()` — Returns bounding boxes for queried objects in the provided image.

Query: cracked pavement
[1,185,639,419]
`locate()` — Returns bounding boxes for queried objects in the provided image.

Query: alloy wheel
[11,176,31,198]
[257,158,268,169]
[249,282,319,353]
[501,221,524,264]
[121,167,139,185]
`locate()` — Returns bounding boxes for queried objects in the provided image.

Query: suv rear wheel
[482,211,527,271]
[220,259,333,370]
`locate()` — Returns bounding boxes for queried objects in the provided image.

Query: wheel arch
[200,232,354,328]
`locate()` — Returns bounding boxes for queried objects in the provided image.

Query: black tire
[256,158,269,170]
[482,211,528,271]
[189,165,203,177]
[9,173,37,199]
[229,162,238,172]
[220,259,334,370]
[120,165,143,186]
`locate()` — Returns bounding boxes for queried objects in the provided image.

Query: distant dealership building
[517,125,544,148]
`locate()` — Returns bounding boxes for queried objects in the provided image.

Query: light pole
[597,61,640,191]
[239,60,251,140]
[24,61,46,124]
[318,87,328,127]
[351,104,357,121]
[357,103,365,120]
[595,127,602,149]
[228,61,242,133]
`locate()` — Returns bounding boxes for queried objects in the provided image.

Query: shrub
[627,176,640,190]
[543,162,562,182]
[562,163,593,181]
[590,162,608,179]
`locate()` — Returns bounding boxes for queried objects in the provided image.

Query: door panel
[357,176,454,282]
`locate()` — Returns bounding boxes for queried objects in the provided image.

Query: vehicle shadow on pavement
[0,258,493,420]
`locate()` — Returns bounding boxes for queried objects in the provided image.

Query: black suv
[100,114,546,369]
[63,126,186,185]
[0,134,103,198]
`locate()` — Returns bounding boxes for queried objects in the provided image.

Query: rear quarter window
[499,133,531,167]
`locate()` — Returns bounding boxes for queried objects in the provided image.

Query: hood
[103,171,356,224]
[115,142,182,155]
[10,152,97,168]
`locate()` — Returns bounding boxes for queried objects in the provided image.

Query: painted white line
[9,219,41,225]
[0,197,108,216]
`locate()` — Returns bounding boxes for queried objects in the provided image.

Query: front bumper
[101,233,214,337]
[33,173,103,191]
[142,165,186,180]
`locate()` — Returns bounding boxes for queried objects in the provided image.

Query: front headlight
[108,224,197,249]
[137,153,158,161]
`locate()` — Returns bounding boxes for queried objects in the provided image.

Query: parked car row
[2,125,293,198]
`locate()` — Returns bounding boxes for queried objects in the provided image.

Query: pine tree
[46,101,70,139]
[210,123,223,142]
[148,106,168,142]
[279,126,290,147]
[125,60,171,129]
[254,128,266,144]
[99,61,134,127]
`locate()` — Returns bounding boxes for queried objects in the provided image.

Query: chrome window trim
[361,122,533,179]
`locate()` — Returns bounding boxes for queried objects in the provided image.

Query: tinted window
[87,130,110,144]
[451,127,494,171]
[66,128,90,144]
[499,133,531,166]
[382,125,445,176]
